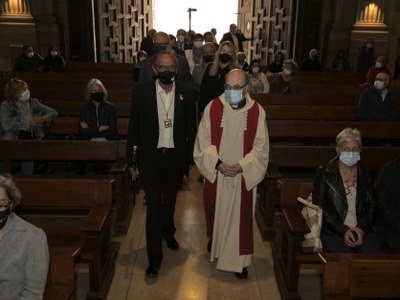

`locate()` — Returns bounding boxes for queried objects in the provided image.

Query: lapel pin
[179,94,184,101]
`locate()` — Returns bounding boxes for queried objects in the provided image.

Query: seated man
[358,72,397,122]
[312,128,380,253]
[14,45,44,72]
[376,157,400,253]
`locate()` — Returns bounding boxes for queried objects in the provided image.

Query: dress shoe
[145,264,159,277]
[207,239,212,252]
[234,267,248,279]
[166,237,179,250]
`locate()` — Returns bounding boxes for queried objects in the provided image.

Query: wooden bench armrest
[266,163,282,179]
[110,158,127,173]
[81,205,110,232]
[282,205,310,235]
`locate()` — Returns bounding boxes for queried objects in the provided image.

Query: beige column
[0,0,33,22]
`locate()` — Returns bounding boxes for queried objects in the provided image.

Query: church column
[0,0,37,71]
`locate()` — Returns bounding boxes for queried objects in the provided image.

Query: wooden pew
[257,145,400,240]
[0,140,133,234]
[15,177,119,300]
[319,253,400,299]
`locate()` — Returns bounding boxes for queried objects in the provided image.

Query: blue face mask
[224,90,243,105]
[339,151,360,167]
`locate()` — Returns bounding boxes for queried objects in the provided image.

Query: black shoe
[207,239,212,252]
[234,267,248,279]
[145,264,159,277]
[166,237,179,250]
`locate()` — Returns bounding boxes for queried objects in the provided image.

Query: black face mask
[157,71,176,85]
[0,206,11,230]
[219,53,232,64]
[203,55,214,63]
[154,45,167,54]
[90,92,104,102]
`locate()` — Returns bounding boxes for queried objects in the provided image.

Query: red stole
[203,98,259,255]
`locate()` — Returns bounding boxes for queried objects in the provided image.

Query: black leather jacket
[312,157,377,236]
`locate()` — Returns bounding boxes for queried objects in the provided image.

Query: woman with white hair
[75,78,118,175]
[0,174,49,300]
[312,128,380,253]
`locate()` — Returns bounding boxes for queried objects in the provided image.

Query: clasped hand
[217,162,242,177]
[344,227,363,247]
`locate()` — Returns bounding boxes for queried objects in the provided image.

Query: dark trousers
[321,233,381,253]
[141,150,183,265]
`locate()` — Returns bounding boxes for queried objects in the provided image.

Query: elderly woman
[198,41,238,114]
[312,128,380,253]
[269,59,302,94]
[0,174,49,300]
[0,78,57,175]
[75,78,118,175]
[247,58,270,93]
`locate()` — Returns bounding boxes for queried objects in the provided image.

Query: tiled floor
[104,167,320,300]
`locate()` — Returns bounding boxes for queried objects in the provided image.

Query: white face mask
[224,90,243,105]
[26,52,34,58]
[50,51,58,57]
[138,57,146,62]
[20,89,30,102]
[375,62,383,68]
[177,35,185,43]
[339,151,360,167]
[194,41,203,48]
[374,80,385,90]
[252,67,260,75]
[282,68,291,75]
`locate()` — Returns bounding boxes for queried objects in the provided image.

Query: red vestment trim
[203,98,259,255]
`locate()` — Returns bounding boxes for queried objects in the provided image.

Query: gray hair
[0,174,21,210]
[85,78,108,102]
[336,128,362,147]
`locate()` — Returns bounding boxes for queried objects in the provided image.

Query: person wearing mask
[0,174,49,300]
[138,31,192,84]
[211,28,218,43]
[220,24,248,52]
[237,52,249,72]
[300,48,322,71]
[198,41,238,114]
[43,45,65,72]
[14,45,44,72]
[127,51,197,277]
[169,34,185,56]
[358,72,397,122]
[140,28,157,57]
[366,56,391,85]
[312,128,380,253]
[356,39,376,74]
[194,68,269,279]
[247,59,270,93]
[266,50,285,74]
[204,31,219,50]
[0,78,58,175]
[330,48,351,72]
[176,28,187,52]
[75,78,119,175]
[192,42,216,91]
[270,59,303,94]
[185,33,204,74]
[133,50,148,82]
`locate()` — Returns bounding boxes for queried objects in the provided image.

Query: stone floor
[76,167,321,300]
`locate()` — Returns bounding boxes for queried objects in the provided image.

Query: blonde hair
[85,78,108,101]
[0,174,21,210]
[336,128,362,148]
[283,59,299,73]
[209,41,238,77]
[5,78,27,101]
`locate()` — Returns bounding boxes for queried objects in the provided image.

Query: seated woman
[247,58,270,93]
[269,59,302,94]
[76,78,118,175]
[312,128,380,253]
[366,56,391,85]
[265,50,285,75]
[0,78,58,175]
[0,174,49,300]
[43,45,65,72]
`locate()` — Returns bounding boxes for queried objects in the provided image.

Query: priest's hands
[218,162,243,177]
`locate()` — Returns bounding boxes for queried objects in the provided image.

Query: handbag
[297,194,323,252]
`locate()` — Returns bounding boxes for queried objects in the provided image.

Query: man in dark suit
[138,31,192,84]
[127,51,197,277]
[220,24,249,52]
[140,29,156,57]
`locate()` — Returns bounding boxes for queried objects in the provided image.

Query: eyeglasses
[224,84,247,91]
[155,65,177,72]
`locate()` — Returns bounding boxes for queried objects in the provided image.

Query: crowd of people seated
[14,45,65,72]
